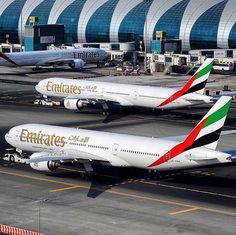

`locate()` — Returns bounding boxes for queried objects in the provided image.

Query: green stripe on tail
[196,61,213,80]
[203,99,231,128]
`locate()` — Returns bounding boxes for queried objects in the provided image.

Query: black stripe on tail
[185,127,222,151]
[185,80,208,95]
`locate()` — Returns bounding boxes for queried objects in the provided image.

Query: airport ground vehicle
[4,148,27,163]
[34,98,61,106]
[213,63,234,71]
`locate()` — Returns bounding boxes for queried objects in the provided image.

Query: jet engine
[64,98,86,110]
[69,59,85,69]
[29,153,60,172]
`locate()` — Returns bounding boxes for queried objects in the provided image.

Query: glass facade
[190,0,228,49]
[28,0,56,25]
[56,0,86,43]
[229,23,236,48]
[153,0,189,40]
[0,0,236,50]
[118,0,153,42]
[0,0,27,43]
[86,0,119,42]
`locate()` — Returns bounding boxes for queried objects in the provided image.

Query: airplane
[0,48,108,70]
[35,58,214,113]
[4,96,233,173]
[211,90,236,101]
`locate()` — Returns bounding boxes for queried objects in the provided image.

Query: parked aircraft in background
[35,59,214,113]
[0,48,107,69]
[211,91,236,101]
[4,96,233,173]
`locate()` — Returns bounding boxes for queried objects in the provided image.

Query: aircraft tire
[9,156,15,163]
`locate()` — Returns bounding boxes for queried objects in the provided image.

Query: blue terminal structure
[0,0,236,51]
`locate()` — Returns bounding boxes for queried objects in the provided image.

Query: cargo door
[112,143,119,156]
[133,91,139,100]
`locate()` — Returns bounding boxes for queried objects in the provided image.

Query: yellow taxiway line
[169,207,199,216]
[50,185,81,193]
[0,169,77,187]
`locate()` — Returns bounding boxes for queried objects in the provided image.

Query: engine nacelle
[69,59,85,69]
[64,99,85,110]
[29,152,60,172]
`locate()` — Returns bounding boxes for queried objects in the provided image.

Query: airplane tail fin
[184,96,232,150]
[185,58,214,95]
[0,51,18,66]
[149,96,232,167]
[158,58,214,107]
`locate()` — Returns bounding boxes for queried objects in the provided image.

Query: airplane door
[112,143,119,155]
[163,151,171,162]
[14,129,20,142]
[133,91,139,100]
[165,151,171,161]
[101,88,105,97]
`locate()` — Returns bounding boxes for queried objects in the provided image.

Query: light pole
[144,0,149,72]
[38,200,41,233]
[38,198,48,234]
[20,0,24,52]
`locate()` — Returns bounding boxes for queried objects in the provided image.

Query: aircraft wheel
[9,156,15,163]
[102,111,109,116]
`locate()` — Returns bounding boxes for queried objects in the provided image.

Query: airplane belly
[152,158,197,171]
[157,100,191,110]
[132,96,161,108]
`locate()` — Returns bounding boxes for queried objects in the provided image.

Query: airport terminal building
[1,0,236,51]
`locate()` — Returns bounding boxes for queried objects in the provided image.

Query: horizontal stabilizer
[162,129,236,142]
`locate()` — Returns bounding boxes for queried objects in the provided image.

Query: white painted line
[141,181,236,199]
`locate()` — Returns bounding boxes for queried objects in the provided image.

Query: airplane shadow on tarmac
[47,161,236,202]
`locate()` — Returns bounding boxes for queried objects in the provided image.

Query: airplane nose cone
[5,132,11,144]
[35,84,41,93]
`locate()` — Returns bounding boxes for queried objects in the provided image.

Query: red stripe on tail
[148,117,207,167]
[0,52,18,66]
[158,73,198,107]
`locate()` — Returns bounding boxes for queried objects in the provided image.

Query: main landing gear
[102,102,110,116]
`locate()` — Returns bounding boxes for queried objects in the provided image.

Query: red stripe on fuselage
[158,73,198,107]
[0,52,18,66]
[148,117,207,167]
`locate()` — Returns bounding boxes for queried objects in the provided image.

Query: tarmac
[0,65,236,234]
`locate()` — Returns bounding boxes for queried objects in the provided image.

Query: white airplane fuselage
[5,124,230,171]
[0,48,107,67]
[36,78,212,110]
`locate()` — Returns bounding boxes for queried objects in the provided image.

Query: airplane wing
[162,130,236,142]
[65,95,133,106]
[35,58,83,66]
[35,58,62,66]
[211,93,236,102]
[27,148,109,163]
[66,94,104,101]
